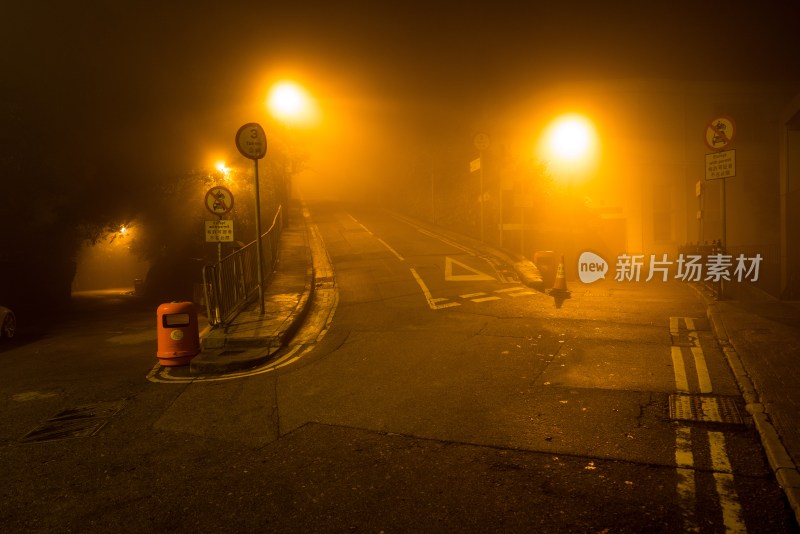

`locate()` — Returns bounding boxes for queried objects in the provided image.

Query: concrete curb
[701,293,800,525]
[189,216,317,376]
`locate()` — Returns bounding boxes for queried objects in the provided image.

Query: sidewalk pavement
[189,204,315,375]
[701,291,800,522]
[186,205,800,523]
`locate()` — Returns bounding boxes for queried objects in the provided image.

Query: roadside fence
[203,206,283,326]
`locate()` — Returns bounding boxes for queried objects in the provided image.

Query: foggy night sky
[2,1,799,226]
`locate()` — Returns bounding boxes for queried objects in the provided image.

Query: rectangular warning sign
[705,150,736,181]
[205,220,234,242]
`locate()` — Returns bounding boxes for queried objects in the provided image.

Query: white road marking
[377,238,405,261]
[348,214,373,234]
[506,290,536,297]
[347,215,405,261]
[411,268,460,310]
[471,296,501,302]
[444,256,495,282]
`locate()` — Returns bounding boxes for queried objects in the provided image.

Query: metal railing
[203,206,283,326]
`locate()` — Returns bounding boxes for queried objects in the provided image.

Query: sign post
[473,133,490,242]
[704,116,736,299]
[235,123,268,314]
[205,185,235,263]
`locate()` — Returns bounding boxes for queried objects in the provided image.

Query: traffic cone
[548,255,571,298]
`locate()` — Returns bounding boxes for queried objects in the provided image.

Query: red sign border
[205,186,235,215]
[704,115,736,151]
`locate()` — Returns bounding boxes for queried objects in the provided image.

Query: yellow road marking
[691,346,713,393]
[671,346,690,392]
[675,426,698,532]
[709,431,746,532]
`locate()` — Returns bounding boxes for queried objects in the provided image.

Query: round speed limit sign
[235,122,267,160]
[473,132,490,151]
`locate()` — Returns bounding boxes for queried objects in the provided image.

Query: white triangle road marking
[444,257,495,282]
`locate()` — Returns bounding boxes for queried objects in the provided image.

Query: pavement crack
[635,392,659,428]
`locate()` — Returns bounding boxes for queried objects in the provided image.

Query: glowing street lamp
[528,113,598,270]
[540,113,598,182]
[550,118,592,159]
[266,81,318,126]
[266,80,318,213]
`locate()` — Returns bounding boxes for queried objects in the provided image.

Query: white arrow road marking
[444,257,495,282]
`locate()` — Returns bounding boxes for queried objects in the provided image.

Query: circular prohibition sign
[705,115,736,151]
[205,186,234,216]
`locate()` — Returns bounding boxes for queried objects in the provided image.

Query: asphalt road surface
[1,200,797,533]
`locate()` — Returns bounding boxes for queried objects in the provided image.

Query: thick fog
[2,1,798,303]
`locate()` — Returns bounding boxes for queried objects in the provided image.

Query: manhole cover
[21,400,125,444]
[668,394,744,425]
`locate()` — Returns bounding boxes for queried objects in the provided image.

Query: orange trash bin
[156,302,200,366]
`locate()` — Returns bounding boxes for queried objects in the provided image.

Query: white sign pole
[236,123,268,315]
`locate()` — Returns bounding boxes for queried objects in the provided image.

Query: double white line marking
[670,317,746,533]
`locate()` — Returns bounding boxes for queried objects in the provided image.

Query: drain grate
[669,394,744,425]
[21,400,125,444]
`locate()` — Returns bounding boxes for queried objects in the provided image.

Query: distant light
[538,113,598,183]
[269,83,304,116]
[215,161,229,174]
[120,225,128,236]
[549,115,593,160]
[266,81,319,126]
